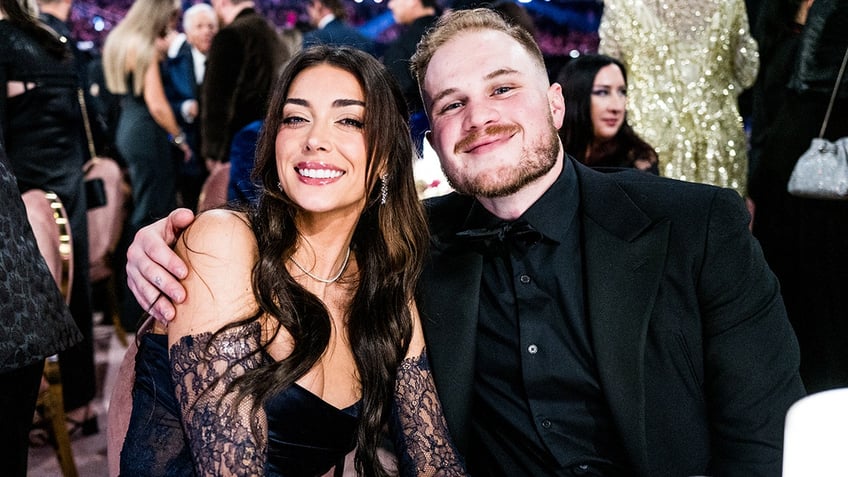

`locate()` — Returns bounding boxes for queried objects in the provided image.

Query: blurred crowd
[66,0,602,53]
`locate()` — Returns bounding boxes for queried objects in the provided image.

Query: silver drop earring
[380,174,388,205]
[277,181,283,192]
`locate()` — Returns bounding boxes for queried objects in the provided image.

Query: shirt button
[519,274,531,284]
[574,464,590,475]
[541,418,552,429]
[527,344,538,354]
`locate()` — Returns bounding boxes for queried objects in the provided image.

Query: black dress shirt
[464,160,629,475]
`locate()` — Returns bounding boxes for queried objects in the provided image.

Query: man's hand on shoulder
[126,208,195,324]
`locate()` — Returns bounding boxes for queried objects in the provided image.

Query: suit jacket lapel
[181,42,199,95]
[419,219,482,452]
[419,166,671,463]
[577,164,669,473]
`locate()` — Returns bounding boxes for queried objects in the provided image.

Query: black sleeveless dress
[120,333,359,476]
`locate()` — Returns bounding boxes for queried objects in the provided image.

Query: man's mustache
[454,124,521,154]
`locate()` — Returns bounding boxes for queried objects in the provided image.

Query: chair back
[21,189,73,302]
[107,337,140,477]
[22,189,79,477]
[198,162,231,212]
[783,388,848,476]
[84,157,128,283]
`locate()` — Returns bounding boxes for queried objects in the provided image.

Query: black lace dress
[121,318,468,476]
[120,323,359,477]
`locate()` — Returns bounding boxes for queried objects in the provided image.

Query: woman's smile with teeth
[297,168,345,179]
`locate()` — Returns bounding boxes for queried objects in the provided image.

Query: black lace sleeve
[170,321,269,476]
[392,350,468,477]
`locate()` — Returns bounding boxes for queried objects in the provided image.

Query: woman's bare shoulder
[178,209,256,261]
[170,209,259,337]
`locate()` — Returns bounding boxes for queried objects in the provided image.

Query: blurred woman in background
[599,0,757,195]
[102,0,189,325]
[0,0,97,435]
[557,54,658,173]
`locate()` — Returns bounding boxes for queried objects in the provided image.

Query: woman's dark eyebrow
[333,99,365,108]
[284,98,365,108]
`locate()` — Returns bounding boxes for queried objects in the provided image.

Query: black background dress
[750,0,848,393]
[0,18,96,412]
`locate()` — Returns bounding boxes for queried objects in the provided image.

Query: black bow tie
[454,220,542,245]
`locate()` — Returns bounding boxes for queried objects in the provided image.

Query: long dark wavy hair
[557,54,657,169]
[0,0,69,58]
[223,46,427,476]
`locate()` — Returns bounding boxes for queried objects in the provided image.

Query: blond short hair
[410,8,546,94]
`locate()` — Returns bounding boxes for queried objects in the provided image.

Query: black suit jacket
[201,8,283,163]
[382,15,438,113]
[417,160,805,476]
[303,18,376,56]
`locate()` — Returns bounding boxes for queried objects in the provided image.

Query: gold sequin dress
[599,0,758,195]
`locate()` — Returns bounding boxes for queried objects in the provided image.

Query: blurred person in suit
[221,28,302,206]
[200,0,284,172]
[384,0,439,152]
[303,0,376,56]
[162,2,218,211]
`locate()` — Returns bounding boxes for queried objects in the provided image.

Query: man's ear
[425,130,432,145]
[548,82,565,130]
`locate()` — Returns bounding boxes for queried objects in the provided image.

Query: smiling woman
[277,64,369,218]
[118,45,466,477]
[557,54,658,173]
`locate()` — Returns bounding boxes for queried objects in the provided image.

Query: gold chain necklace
[288,247,351,284]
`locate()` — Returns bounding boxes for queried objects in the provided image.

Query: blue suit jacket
[162,40,198,130]
[161,40,202,175]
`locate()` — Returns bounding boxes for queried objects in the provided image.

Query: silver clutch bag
[787,137,848,200]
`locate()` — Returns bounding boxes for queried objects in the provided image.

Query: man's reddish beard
[444,121,561,199]
[454,124,521,155]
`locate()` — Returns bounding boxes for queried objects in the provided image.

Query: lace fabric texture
[392,351,467,477]
[120,333,195,476]
[599,0,758,195]
[171,321,269,476]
